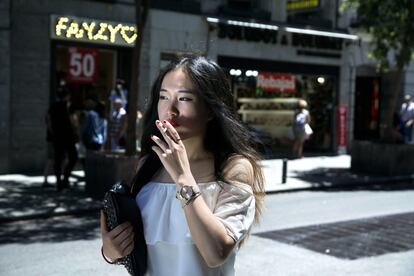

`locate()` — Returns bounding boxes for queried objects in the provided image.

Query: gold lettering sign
[287,0,319,11]
[51,15,137,47]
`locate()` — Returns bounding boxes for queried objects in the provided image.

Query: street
[1,185,414,276]
[2,1,414,276]
[238,185,414,275]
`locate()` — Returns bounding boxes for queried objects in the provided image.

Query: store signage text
[67,47,98,83]
[218,24,279,44]
[337,104,348,148]
[257,72,295,93]
[51,15,137,47]
[287,0,320,11]
[217,24,342,51]
[291,33,342,50]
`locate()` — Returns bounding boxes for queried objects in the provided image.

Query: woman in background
[292,99,311,159]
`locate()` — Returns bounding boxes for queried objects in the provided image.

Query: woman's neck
[152,136,215,183]
[182,136,212,161]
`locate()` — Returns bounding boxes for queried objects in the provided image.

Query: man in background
[48,86,78,191]
[400,94,414,143]
[109,98,127,151]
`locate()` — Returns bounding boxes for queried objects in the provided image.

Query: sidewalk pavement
[1,155,413,223]
[262,155,414,193]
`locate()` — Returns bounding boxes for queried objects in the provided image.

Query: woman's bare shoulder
[222,155,255,187]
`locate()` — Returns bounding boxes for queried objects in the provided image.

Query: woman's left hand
[151,120,193,186]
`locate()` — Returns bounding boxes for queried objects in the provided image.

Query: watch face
[180,186,193,200]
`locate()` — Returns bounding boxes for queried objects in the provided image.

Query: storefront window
[229,69,335,155]
[52,43,133,151]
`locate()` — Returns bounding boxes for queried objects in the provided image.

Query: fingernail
[163,120,167,124]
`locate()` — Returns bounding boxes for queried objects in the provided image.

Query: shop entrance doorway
[353,77,381,140]
[54,44,117,112]
[51,42,132,154]
[218,55,338,156]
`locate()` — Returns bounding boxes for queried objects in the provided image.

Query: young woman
[100,55,265,275]
[292,99,311,158]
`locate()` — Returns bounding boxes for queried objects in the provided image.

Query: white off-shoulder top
[136,181,255,276]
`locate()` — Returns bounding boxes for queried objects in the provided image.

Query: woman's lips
[167,119,180,128]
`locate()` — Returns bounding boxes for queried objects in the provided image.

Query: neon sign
[51,15,137,47]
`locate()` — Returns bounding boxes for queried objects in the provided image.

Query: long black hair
[132,55,264,220]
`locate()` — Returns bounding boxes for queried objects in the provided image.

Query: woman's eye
[179,97,193,102]
[159,95,168,100]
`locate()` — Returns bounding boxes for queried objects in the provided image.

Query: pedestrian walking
[400,94,414,143]
[80,99,108,151]
[48,85,78,191]
[109,98,127,151]
[292,99,312,158]
[42,111,55,187]
[109,78,128,111]
[100,55,265,275]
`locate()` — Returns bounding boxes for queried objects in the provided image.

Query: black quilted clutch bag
[102,181,147,276]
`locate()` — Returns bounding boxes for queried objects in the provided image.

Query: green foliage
[342,0,414,71]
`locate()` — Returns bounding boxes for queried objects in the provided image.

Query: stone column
[270,0,287,22]
[0,0,10,173]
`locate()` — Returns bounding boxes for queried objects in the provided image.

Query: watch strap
[183,192,201,208]
[175,185,201,207]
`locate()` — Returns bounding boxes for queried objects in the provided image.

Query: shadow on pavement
[292,167,414,192]
[0,176,103,245]
[255,211,414,260]
[0,212,101,245]
[0,180,101,222]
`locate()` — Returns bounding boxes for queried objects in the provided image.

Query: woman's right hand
[100,210,135,261]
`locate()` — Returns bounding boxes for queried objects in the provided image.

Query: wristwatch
[176,185,201,207]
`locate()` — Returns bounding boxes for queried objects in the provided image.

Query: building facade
[1,0,413,173]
